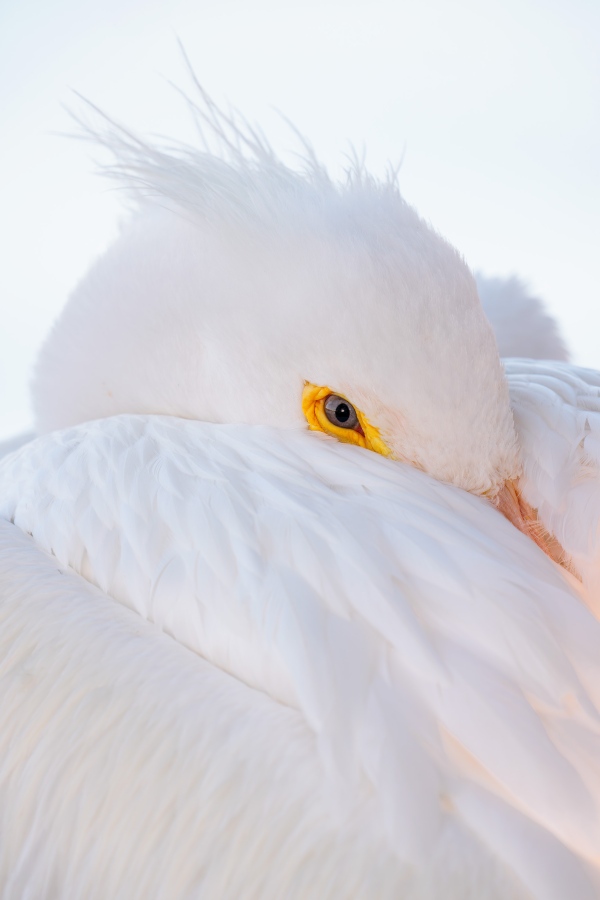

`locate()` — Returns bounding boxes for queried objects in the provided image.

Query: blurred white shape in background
[477,274,571,362]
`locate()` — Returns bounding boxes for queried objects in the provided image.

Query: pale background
[1,0,598,440]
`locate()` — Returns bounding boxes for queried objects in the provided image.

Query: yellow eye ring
[301,383,393,457]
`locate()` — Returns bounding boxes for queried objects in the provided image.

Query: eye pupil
[323,394,359,430]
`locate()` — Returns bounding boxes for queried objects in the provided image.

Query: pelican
[1,91,599,898]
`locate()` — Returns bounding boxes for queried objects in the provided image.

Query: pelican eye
[324,395,359,430]
[301,382,394,459]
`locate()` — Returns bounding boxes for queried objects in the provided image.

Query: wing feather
[506,360,600,603]
[1,415,600,895]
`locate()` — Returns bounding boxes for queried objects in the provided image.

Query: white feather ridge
[0,432,34,460]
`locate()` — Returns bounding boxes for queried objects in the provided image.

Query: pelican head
[34,96,521,507]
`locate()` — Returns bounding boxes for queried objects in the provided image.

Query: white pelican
[1,92,599,897]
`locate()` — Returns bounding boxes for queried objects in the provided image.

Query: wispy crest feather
[70,51,406,233]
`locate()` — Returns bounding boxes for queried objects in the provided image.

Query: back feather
[1,418,600,897]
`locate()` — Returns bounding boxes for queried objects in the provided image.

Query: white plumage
[506,360,600,601]
[1,415,600,898]
[0,89,599,897]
